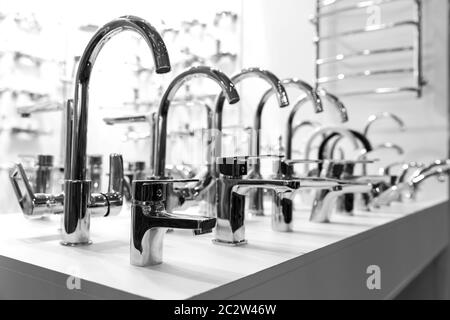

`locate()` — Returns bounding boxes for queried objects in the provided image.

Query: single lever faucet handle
[9,163,63,218]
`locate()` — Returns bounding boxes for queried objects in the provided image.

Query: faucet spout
[215,68,289,132]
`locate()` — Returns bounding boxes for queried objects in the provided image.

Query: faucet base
[212,239,248,246]
[60,240,92,246]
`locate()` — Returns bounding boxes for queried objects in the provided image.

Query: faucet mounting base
[60,240,93,247]
[212,239,248,246]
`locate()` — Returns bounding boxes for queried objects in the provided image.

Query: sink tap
[214,68,289,217]
[310,181,375,223]
[249,79,322,216]
[214,156,302,245]
[372,166,450,208]
[270,158,343,231]
[304,127,360,174]
[10,154,125,219]
[63,16,171,245]
[154,66,240,215]
[130,179,216,266]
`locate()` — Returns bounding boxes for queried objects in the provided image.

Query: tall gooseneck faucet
[63,16,171,245]
[249,78,323,215]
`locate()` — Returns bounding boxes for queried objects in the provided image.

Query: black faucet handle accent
[216,156,248,177]
[132,179,199,202]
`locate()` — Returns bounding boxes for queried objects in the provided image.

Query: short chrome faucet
[372,165,450,207]
[213,156,301,245]
[130,179,216,266]
[213,68,290,216]
[249,78,323,216]
[63,16,171,245]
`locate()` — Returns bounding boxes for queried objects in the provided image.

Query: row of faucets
[7,15,450,268]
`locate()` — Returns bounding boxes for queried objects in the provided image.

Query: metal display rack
[312,0,426,97]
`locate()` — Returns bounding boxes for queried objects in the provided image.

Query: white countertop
[0,196,448,299]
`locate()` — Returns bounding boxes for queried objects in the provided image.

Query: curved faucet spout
[318,89,349,123]
[254,78,322,157]
[214,68,289,132]
[285,89,348,160]
[69,15,171,181]
[364,112,405,137]
[155,66,240,178]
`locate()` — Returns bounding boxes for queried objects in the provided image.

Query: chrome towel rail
[313,0,425,97]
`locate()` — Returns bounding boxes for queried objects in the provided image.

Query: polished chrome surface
[250,78,317,216]
[364,112,406,137]
[310,182,373,223]
[10,154,124,220]
[34,154,54,193]
[303,126,359,174]
[155,66,239,177]
[214,67,289,132]
[339,87,422,97]
[359,142,404,176]
[314,20,419,42]
[286,89,348,160]
[316,46,414,65]
[63,16,170,245]
[153,66,239,217]
[373,165,450,207]
[317,68,415,84]
[316,0,410,13]
[130,179,216,266]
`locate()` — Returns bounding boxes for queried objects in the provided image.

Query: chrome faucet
[270,158,343,231]
[213,156,301,245]
[310,181,375,223]
[372,166,450,208]
[130,179,216,266]
[153,66,240,215]
[213,68,289,216]
[249,78,323,216]
[10,154,124,219]
[63,16,171,245]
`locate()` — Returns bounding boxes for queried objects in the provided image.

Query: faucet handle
[216,156,248,177]
[9,163,63,218]
[132,179,199,202]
